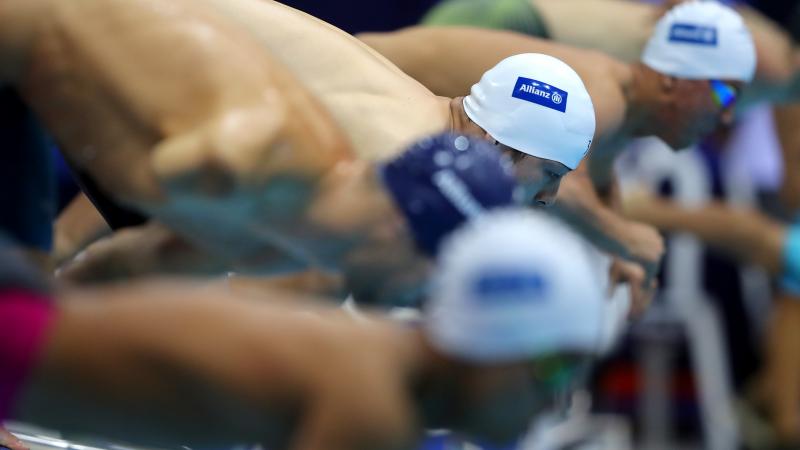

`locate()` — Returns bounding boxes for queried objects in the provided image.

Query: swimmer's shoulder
[578,53,629,143]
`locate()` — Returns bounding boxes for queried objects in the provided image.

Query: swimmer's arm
[229,272,346,299]
[53,193,112,266]
[775,104,800,213]
[57,222,231,282]
[14,281,311,447]
[57,222,309,282]
[553,165,664,279]
[359,27,559,98]
[624,193,785,274]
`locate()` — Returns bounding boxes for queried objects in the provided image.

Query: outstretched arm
[57,222,309,283]
[13,281,317,447]
[358,26,610,99]
[624,193,786,274]
[553,165,664,281]
[775,104,800,214]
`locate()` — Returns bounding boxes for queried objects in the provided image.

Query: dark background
[279,0,439,34]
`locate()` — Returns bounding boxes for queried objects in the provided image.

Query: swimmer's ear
[659,74,677,93]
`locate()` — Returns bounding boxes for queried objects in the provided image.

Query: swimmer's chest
[200,0,450,161]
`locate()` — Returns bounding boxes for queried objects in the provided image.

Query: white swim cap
[642,1,756,82]
[463,53,596,170]
[425,209,605,363]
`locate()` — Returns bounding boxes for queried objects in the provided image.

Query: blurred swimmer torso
[4,210,607,449]
[7,0,350,204]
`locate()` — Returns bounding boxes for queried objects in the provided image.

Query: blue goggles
[710,79,737,109]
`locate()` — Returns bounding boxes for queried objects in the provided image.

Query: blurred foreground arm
[15,281,314,447]
[624,192,785,274]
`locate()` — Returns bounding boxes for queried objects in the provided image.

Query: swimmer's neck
[447,96,488,138]
[622,63,664,138]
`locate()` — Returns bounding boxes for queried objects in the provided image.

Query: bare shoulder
[570,52,628,140]
[304,327,417,449]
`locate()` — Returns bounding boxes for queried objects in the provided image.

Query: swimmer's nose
[534,191,556,207]
[534,182,559,207]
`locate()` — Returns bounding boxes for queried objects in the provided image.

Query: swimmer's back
[198,0,450,162]
[15,0,349,206]
[530,0,653,63]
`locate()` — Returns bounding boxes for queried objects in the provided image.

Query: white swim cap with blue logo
[463,53,596,170]
[642,1,756,82]
[425,209,605,363]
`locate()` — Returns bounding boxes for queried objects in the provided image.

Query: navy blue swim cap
[380,133,518,255]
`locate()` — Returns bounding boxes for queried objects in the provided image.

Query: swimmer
[2,0,593,295]
[422,0,796,106]
[2,210,606,449]
[361,1,755,282]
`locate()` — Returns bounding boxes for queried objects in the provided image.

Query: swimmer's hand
[609,258,657,319]
[0,427,28,450]
[622,220,664,283]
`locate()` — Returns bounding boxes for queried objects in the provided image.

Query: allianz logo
[669,23,717,45]
[518,82,563,104]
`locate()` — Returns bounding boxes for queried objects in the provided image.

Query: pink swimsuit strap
[0,289,55,421]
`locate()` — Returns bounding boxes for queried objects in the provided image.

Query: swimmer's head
[425,208,604,363]
[638,1,754,149]
[343,133,519,306]
[462,53,596,206]
[380,132,519,256]
[422,209,605,442]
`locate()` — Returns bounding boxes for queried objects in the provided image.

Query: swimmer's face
[495,143,570,207]
[655,77,742,150]
[454,353,591,444]
[343,215,432,307]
